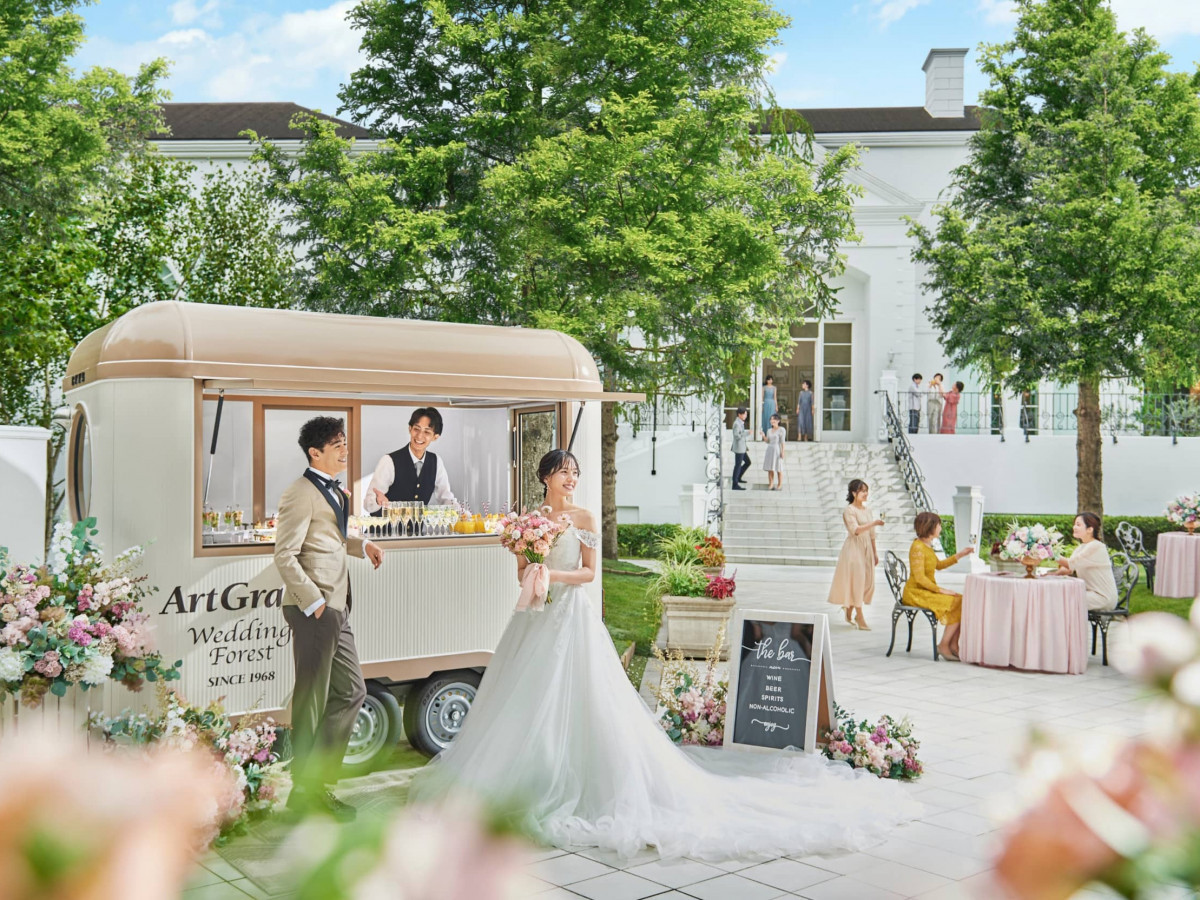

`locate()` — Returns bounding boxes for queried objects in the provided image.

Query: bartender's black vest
[386,447,437,505]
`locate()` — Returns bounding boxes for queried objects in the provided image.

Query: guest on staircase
[902,512,975,660]
[796,380,815,442]
[731,407,751,490]
[827,479,884,630]
[761,376,777,441]
[762,414,785,491]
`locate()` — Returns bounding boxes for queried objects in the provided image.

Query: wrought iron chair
[884,550,940,661]
[1090,551,1138,667]
[1115,521,1156,593]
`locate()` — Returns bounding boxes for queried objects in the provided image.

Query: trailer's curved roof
[65,302,638,402]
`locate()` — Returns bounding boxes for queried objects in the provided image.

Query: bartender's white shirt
[363,447,456,513]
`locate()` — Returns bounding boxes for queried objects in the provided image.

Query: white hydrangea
[80,651,113,686]
[47,523,75,580]
[0,648,23,682]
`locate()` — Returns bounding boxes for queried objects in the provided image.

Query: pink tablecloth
[959,573,1089,675]
[1155,532,1200,599]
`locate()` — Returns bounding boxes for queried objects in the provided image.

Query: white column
[0,425,51,564]
[948,485,987,573]
[1001,391,1025,442]
[751,359,763,439]
[878,368,899,442]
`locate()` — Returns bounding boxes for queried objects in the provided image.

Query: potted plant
[650,562,735,659]
[655,529,704,565]
[695,536,726,576]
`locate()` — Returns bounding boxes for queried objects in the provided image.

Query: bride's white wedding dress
[411,526,919,861]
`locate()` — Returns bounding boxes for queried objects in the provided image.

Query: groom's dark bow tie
[314,473,342,492]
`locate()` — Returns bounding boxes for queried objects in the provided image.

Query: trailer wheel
[403,670,482,758]
[342,680,403,776]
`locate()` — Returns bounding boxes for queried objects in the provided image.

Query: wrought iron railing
[898,390,1200,444]
[878,391,935,514]
[704,400,724,538]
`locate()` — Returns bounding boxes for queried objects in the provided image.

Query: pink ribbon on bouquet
[515,562,550,612]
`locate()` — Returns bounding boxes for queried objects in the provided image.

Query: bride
[411,449,919,861]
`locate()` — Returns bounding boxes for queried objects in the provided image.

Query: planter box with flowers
[651,561,736,659]
[695,536,726,576]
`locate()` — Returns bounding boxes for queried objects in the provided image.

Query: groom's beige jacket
[273,476,365,613]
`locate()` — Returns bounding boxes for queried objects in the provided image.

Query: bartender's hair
[537,449,580,498]
[409,407,443,434]
[298,416,346,462]
[914,512,942,539]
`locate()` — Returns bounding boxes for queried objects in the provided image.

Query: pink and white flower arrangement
[90,688,284,842]
[821,706,923,780]
[497,509,570,564]
[1167,493,1200,529]
[654,629,728,747]
[997,520,1065,563]
[0,519,180,708]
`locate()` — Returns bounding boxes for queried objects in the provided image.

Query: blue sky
[73,0,1200,119]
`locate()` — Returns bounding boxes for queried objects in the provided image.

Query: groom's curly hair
[298,416,346,462]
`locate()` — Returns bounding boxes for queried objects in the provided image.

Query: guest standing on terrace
[940,381,963,434]
[796,380,814,441]
[827,479,883,630]
[908,374,923,434]
[761,376,777,441]
[926,374,945,435]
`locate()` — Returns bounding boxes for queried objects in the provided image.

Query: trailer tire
[342,680,403,776]
[403,670,482,758]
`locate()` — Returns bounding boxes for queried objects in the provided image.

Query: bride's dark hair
[538,449,580,498]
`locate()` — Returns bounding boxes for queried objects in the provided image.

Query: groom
[274,416,383,821]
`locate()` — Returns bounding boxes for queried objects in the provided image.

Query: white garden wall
[910,434,1200,516]
[0,425,50,564]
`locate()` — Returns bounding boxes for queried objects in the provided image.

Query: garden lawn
[601,562,660,687]
[1129,566,1192,618]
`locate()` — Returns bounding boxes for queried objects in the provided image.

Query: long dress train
[411,526,919,861]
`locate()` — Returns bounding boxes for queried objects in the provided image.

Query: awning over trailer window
[64,302,643,403]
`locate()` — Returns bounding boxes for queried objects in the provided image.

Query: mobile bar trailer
[59,301,639,770]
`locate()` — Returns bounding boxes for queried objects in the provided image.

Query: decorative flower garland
[822,705,923,780]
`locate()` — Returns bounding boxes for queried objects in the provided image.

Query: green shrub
[657,528,700,564]
[617,523,683,558]
[940,513,1175,558]
[647,560,709,598]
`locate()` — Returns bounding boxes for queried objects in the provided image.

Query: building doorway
[760,322,854,440]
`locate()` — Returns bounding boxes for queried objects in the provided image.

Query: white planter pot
[661,594,736,659]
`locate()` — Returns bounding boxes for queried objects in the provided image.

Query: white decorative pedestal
[949,485,988,575]
[661,595,736,659]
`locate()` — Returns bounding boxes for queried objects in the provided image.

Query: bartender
[364,407,457,514]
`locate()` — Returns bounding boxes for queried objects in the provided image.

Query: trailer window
[68,406,91,522]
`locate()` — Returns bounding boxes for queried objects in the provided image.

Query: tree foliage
[910,0,1200,513]
[255,0,862,552]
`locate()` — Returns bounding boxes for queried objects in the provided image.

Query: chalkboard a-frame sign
[722,610,836,754]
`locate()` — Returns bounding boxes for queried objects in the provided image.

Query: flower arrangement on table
[994,601,1200,899]
[821,705,923,780]
[1167,493,1200,533]
[695,536,726,570]
[90,687,284,842]
[498,509,570,610]
[0,519,181,709]
[653,626,728,746]
[996,520,1065,577]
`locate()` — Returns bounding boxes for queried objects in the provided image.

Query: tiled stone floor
[186,564,1184,900]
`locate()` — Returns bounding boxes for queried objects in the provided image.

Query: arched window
[68,406,92,522]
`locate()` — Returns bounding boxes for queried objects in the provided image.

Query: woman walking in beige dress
[827,479,883,630]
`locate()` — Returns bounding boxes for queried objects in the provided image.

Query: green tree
[910,0,1200,516]
[255,0,861,555]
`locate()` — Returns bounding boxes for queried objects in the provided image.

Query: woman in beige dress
[1047,512,1119,610]
[827,479,884,630]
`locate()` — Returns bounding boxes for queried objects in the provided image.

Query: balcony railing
[898,390,1200,443]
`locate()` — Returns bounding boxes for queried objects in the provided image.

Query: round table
[959,573,1089,675]
[1154,532,1200,599]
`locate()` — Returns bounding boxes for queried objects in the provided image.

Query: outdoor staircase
[721,441,917,566]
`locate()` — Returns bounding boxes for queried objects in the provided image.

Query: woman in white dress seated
[411,449,918,862]
[1048,512,1119,610]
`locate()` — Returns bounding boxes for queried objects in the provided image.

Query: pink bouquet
[499,510,569,612]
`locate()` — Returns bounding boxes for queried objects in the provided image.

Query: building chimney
[922,48,968,118]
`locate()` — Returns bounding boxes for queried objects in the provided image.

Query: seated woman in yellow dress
[902,512,976,661]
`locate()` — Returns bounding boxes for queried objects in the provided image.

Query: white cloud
[170,0,221,28]
[977,0,1017,26]
[75,0,362,114]
[767,51,787,75]
[870,0,931,27]
[1110,0,1200,42]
